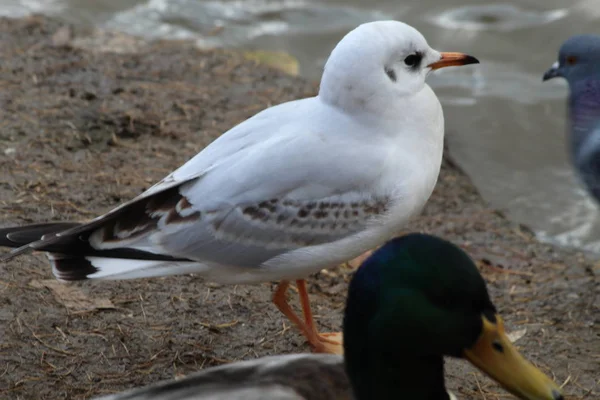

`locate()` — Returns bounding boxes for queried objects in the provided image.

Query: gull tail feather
[1,222,198,281]
[49,254,202,281]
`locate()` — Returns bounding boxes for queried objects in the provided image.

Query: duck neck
[347,352,451,400]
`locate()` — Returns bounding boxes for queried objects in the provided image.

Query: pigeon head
[543,34,600,84]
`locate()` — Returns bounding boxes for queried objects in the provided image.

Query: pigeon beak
[543,61,561,81]
[428,52,480,70]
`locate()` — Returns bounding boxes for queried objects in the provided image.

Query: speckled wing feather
[0,97,396,280]
[88,189,391,268]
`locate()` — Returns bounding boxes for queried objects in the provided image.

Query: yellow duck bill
[464,315,563,400]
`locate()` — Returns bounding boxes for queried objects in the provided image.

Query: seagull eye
[404,54,421,67]
[566,55,577,65]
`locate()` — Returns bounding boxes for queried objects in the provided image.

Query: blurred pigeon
[544,35,600,203]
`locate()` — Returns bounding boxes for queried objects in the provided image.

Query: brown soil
[0,15,597,400]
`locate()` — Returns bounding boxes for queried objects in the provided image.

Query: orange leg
[272,280,315,341]
[296,279,343,354]
[272,280,343,354]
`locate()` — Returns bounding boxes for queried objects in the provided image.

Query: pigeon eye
[566,56,577,65]
[404,54,421,67]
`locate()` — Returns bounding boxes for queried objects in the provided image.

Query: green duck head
[343,233,563,400]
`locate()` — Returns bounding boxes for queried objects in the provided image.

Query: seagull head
[543,34,600,85]
[319,20,479,114]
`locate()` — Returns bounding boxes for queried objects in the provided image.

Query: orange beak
[428,52,479,70]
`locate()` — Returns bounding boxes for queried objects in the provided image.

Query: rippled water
[3,0,600,254]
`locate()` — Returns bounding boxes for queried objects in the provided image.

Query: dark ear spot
[385,67,397,82]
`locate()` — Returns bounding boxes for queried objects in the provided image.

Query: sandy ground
[0,16,598,400]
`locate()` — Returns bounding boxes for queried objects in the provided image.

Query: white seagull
[0,20,478,354]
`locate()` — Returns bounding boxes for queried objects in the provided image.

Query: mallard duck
[0,20,479,355]
[94,234,562,400]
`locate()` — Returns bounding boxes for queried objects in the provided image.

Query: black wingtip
[0,222,82,262]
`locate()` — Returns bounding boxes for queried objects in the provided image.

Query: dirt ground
[0,16,597,400]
